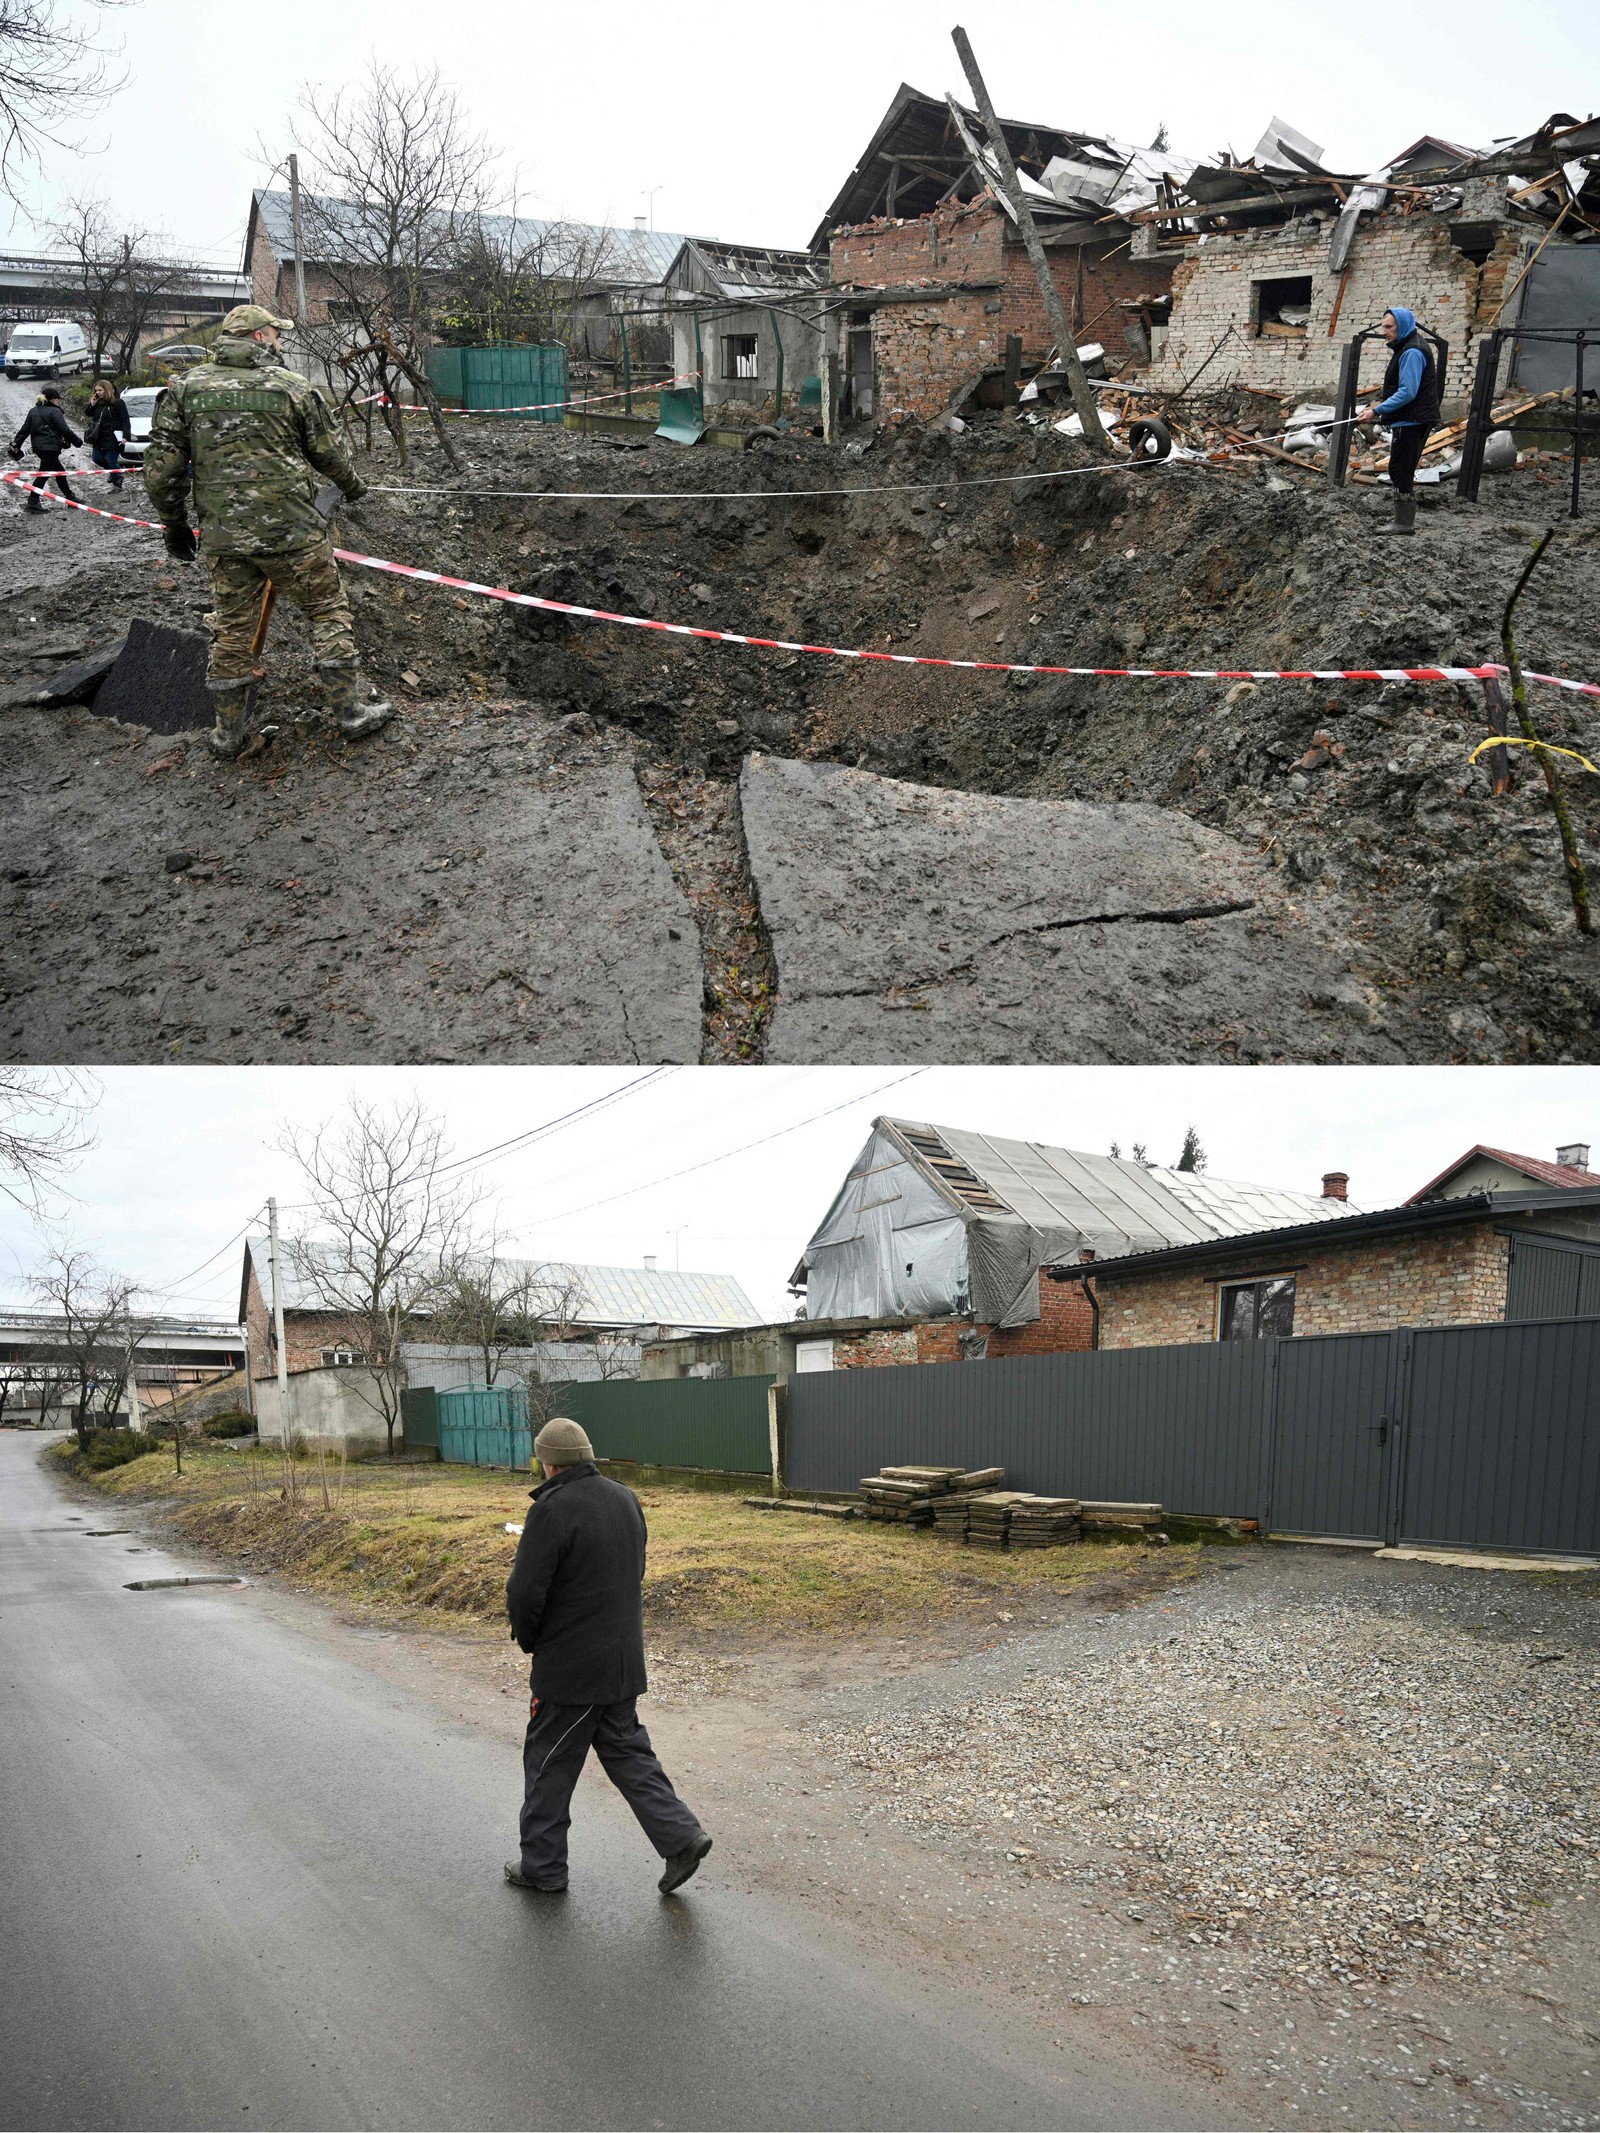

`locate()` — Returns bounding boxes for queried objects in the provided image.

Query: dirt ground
[3,398,1598,1063]
[55,1442,1600,2132]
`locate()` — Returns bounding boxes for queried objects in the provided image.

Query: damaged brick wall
[1140,212,1533,406]
[987,1273,1097,1357]
[1094,1222,1512,1349]
[827,1280,1096,1367]
[831,199,1173,422]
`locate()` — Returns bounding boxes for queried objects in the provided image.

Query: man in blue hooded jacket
[1358,306,1441,537]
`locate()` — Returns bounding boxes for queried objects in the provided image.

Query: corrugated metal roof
[1407,1144,1596,1201]
[241,1240,757,1331]
[883,1119,1361,1261]
[251,189,698,288]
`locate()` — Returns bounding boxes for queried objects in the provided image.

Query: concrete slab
[1373,1547,1599,1572]
[0,708,703,1062]
[741,754,1396,1064]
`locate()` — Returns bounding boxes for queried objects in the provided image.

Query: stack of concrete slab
[1080,1501,1164,1537]
[1007,1497,1083,1549]
[859,1465,1006,1526]
[967,1492,1033,1549]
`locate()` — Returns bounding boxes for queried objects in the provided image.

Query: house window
[1253,275,1313,338]
[794,1338,835,1372]
[1218,1277,1296,1341]
[722,334,759,380]
[321,1345,361,1367]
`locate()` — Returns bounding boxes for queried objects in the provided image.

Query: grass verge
[61,1444,1200,1638]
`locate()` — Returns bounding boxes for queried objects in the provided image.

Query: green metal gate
[436,1377,773,1476]
[426,343,568,420]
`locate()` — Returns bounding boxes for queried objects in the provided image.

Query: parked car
[144,343,210,375]
[117,385,168,463]
[4,319,90,379]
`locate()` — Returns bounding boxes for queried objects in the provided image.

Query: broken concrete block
[31,639,125,708]
[92,619,213,735]
[740,755,1398,1064]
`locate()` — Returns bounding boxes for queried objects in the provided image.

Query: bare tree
[289,62,494,469]
[432,1237,590,1389]
[0,1,130,203]
[441,211,623,357]
[279,1096,482,1458]
[28,1243,144,1451]
[50,196,198,375]
[1,1067,98,1215]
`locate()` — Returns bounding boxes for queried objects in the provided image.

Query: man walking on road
[505,1418,712,1897]
[142,301,392,760]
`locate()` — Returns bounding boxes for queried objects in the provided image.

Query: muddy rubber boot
[1374,493,1417,537]
[319,659,393,741]
[205,678,257,761]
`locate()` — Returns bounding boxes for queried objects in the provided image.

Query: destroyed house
[790,1117,1361,1360]
[815,83,1192,422]
[1130,111,1600,407]
[663,239,829,421]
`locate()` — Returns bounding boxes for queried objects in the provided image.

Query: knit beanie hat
[534,1417,594,1467]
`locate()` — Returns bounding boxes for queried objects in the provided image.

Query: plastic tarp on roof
[796,1120,1365,1331]
[797,1124,972,1324]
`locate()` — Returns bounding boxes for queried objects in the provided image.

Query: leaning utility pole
[950,25,1109,451]
[287,153,309,325]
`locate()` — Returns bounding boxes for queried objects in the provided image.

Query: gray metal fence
[786,1317,1600,1557]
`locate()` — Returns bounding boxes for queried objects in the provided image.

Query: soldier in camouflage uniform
[143,302,392,759]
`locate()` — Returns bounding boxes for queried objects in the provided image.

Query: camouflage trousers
[205,538,356,682]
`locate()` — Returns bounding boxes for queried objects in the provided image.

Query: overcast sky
[6,0,1595,257]
[2,1065,1595,1326]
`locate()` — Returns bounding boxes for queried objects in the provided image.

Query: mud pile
[1,408,1597,1062]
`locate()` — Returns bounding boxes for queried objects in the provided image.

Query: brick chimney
[1321,1172,1349,1201]
[1556,1142,1590,1171]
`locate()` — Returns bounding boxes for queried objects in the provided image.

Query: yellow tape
[1469,735,1600,776]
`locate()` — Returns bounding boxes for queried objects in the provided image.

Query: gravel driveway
[802,1546,1600,2128]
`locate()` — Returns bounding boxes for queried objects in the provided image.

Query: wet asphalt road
[0,1436,1210,2132]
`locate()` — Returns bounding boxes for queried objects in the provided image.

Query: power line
[141,1208,266,1303]
[527,1070,931,1227]
[433,1067,681,1181]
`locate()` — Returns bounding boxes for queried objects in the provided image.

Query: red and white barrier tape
[9,470,1597,700]
[357,371,703,418]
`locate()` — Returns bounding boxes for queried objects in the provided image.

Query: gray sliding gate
[786,1316,1600,1557]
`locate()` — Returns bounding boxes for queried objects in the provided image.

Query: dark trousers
[520,1693,702,1886]
[92,443,124,489]
[24,454,75,504]
[1387,423,1431,496]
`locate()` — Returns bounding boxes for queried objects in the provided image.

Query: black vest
[1382,331,1441,427]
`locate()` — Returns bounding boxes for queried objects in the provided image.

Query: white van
[4,320,90,380]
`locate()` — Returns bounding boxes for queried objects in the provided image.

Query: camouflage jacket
[143,336,365,556]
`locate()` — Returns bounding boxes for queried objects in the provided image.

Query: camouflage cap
[220,302,295,336]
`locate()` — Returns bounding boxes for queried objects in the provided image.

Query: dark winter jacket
[505,1461,649,1704]
[1375,306,1441,429]
[85,396,131,449]
[10,403,81,461]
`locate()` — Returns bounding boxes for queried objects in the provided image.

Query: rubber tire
[1126,416,1172,462]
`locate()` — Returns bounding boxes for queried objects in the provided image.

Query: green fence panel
[437,1383,533,1469]
[548,1376,773,1474]
[400,1386,439,1451]
[426,343,569,422]
[436,1377,773,1475]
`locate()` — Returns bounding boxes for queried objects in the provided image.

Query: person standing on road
[142,301,391,761]
[84,378,132,491]
[1358,305,1441,538]
[505,1418,712,1898]
[9,386,81,512]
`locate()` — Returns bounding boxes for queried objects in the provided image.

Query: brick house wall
[828,1276,1096,1367]
[246,226,349,327]
[1094,1220,1512,1349]
[830,199,1174,423]
[243,1259,368,1381]
[1139,212,1533,407]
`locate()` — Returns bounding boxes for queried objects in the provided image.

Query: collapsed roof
[664,237,829,303]
[810,82,1195,248]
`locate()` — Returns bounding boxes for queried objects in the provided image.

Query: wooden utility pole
[287,153,309,325]
[950,26,1109,451]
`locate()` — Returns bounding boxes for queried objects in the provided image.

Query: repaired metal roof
[883,1118,1360,1261]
